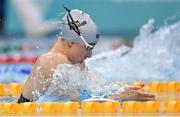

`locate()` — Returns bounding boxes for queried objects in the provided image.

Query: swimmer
[18,6,156,103]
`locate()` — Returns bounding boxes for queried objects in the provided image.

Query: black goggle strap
[64,5,81,36]
[67,15,81,36]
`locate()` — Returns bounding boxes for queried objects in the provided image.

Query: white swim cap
[61,9,100,44]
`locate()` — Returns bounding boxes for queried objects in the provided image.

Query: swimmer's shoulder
[35,52,70,74]
[40,52,70,64]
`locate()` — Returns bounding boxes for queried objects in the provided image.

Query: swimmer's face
[68,42,94,64]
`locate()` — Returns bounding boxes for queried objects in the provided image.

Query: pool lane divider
[0,56,38,63]
[0,101,179,115]
[0,82,180,99]
[0,83,23,96]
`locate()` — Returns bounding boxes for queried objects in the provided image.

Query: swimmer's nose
[86,51,92,58]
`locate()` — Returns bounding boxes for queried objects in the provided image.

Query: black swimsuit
[17,94,31,103]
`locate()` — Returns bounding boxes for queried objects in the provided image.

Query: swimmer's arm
[28,56,60,99]
[107,85,156,101]
[23,57,47,100]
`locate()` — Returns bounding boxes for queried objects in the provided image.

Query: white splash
[87,19,180,82]
[36,64,125,103]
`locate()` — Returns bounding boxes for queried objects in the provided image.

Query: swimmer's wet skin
[17,6,156,103]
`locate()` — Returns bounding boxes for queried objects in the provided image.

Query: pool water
[0,19,180,103]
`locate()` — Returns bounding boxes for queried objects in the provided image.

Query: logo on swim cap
[68,20,87,30]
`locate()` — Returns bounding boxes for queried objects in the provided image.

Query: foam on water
[36,64,125,103]
[87,19,180,82]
